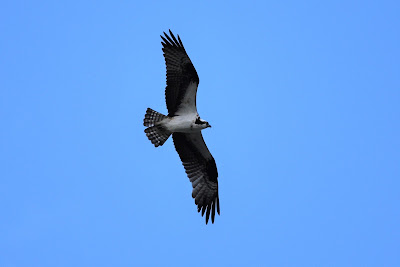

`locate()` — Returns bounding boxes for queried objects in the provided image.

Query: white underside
[161,114,205,133]
[174,82,198,116]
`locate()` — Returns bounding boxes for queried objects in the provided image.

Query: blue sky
[1,1,399,266]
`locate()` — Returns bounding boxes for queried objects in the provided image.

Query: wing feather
[172,132,219,224]
[161,30,199,116]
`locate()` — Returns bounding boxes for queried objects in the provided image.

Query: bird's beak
[208,124,212,128]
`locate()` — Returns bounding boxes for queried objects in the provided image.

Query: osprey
[143,30,219,224]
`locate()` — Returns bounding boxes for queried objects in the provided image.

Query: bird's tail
[143,108,167,127]
[143,108,171,147]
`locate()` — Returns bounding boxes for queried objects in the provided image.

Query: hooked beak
[207,124,212,128]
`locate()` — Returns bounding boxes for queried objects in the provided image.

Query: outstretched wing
[161,30,199,116]
[172,132,219,224]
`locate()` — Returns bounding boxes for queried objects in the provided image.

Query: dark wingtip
[160,35,168,46]
[160,29,183,48]
[211,200,216,223]
[217,196,220,215]
[206,205,211,224]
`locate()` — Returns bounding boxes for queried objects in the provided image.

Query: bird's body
[162,115,206,133]
[143,30,219,224]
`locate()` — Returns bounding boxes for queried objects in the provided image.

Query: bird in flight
[143,30,219,224]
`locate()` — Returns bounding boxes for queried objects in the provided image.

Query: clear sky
[1,1,399,266]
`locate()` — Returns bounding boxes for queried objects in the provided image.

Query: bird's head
[195,117,211,129]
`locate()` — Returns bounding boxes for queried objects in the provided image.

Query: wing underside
[161,30,199,116]
[172,132,219,224]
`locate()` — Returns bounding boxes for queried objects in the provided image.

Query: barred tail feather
[143,108,167,127]
[144,125,171,147]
